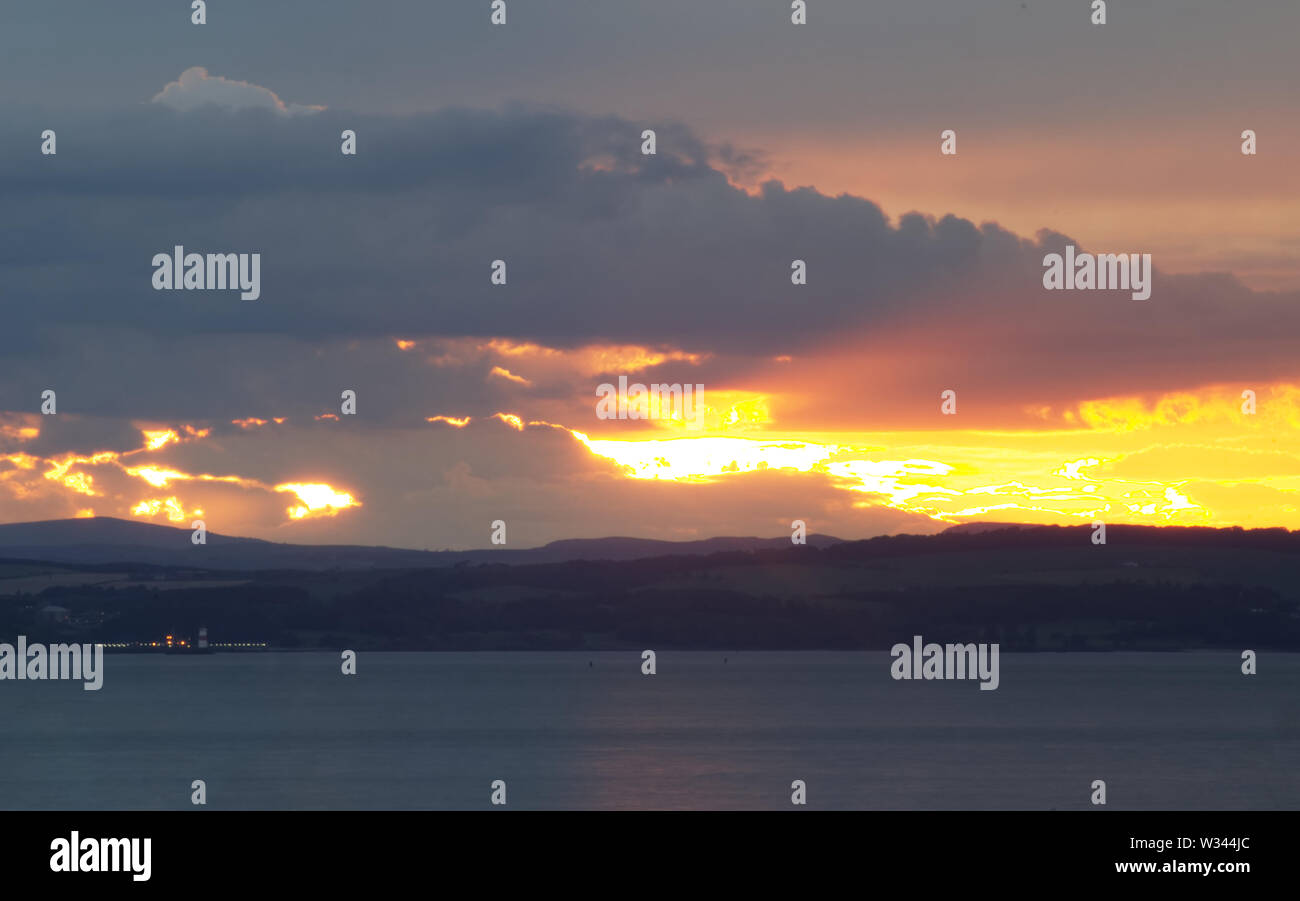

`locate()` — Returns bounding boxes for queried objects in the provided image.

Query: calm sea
[0,651,1295,809]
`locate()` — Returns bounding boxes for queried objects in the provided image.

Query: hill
[1,522,1298,651]
[0,517,843,571]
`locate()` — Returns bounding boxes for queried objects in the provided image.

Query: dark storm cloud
[0,95,1296,427]
[0,104,762,343]
[0,101,1038,351]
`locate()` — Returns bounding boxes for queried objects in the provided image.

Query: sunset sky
[2,1,1298,548]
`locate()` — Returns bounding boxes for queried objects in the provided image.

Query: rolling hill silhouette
[3,520,1298,651]
[0,517,844,570]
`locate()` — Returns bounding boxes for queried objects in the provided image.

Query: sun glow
[275,483,361,519]
[131,496,192,523]
[561,383,1300,527]
[141,429,179,450]
[573,432,836,481]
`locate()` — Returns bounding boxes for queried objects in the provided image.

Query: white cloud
[151,67,324,116]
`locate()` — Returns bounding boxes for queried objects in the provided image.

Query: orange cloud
[131,496,194,523]
[121,464,257,491]
[1,417,361,528]
[141,429,179,451]
[275,483,361,520]
[420,337,706,377]
[489,366,532,386]
[0,425,39,442]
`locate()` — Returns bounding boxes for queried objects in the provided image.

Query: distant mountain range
[3,520,1299,652]
[941,522,1044,535]
[0,517,844,571]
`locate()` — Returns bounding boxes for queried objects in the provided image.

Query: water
[0,651,1295,809]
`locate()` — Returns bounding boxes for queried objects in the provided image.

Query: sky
[1,1,1299,548]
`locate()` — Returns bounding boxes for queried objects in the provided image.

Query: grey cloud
[1,102,1297,429]
[0,103,1040,352]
